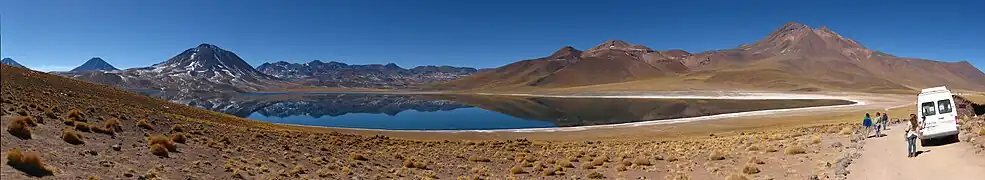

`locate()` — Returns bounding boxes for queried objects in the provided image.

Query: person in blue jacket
[863,113,873,137]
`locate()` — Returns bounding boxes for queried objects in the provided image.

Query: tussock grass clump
[148,135,177,152]
[468,156,491,162]
[509,165,525,174]
[745,144,761,151]
[742,164,760,174]
[708,151,726,160]
[557,160,574,168]
[725,174,749,180]
[615,164,627,171]
[765,146,779,153]
[978,128,985,136]
[633,157,652,166]
[44,108,57,120]
[402,158,428,169]
[61,129,85,145]
[580,161,595,169]
[149,144,168,157]
[104,118,122,132]
[350,153,368,161]
[171,132,188,144]
[137,119,153,130]
[810,136,822,144]
[7,116,33,139]
[839,127,854,135]
[784,145,807,155]
[587,172,605,179]
[748,156,765,164]
[620,158,632,166]
[74,122,91,132]
[5,148,53,177]
[66,109,85,122]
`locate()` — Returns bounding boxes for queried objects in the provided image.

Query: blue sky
[2,0,983,72]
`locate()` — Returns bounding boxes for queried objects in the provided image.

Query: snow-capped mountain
[65,43,286,92]
[256,60,479,89]
[70,57,119,72]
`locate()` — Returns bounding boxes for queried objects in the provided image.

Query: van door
[936,99,957,127]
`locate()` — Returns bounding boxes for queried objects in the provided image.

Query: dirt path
[846,124,985,180]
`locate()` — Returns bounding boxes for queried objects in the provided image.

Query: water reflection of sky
[249,107,555,130]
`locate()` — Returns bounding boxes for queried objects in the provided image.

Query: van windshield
[937,99,953,114]
[921,102,936,116]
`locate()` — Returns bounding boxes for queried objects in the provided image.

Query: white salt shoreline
[279,92,909,133]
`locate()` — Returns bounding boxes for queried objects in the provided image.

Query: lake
[137,91,854,130]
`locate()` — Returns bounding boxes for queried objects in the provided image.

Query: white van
[916,86,960,144]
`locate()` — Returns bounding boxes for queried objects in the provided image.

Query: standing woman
[863,113,873,137]
[904,114,922,157]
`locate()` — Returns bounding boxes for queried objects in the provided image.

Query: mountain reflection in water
[136,91,854,130]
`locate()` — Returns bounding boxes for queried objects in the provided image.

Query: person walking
[863,113,873,137]
[904,114,922,157]
[882,112,889,130]
[874,112,883,137]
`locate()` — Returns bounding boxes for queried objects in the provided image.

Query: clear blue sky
[2,0,983,71]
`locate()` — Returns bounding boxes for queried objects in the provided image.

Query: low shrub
[137,119,153,130]
[708,151,726,160]
[633,157,652,166]
[171,132,188,144]
[510,165,525,174]
[148,135,177,152]
[74,122,91,132]
[587,172,605,179]
[784,145,807,155]
[5,148,53,176]
[62,129,85,145]
[7,116,33,139]
[350,153,368,161]
[742,164,760,174]
[468,156,491,162]
[557,160,574,168]
[149,144,168,157]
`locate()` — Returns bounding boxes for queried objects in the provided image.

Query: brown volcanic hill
[689,22,985,91]
[437,21,985,92]
[431,40,686,90]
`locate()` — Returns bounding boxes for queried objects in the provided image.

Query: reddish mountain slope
[435,21,985,92]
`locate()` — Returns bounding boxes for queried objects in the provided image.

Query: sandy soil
[847,123,985,180]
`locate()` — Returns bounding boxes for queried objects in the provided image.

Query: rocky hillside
[69,57,119,72]
[434,22,985,92]
[257,60,478,89]
[62,44,286,92]
[1,57,24,68]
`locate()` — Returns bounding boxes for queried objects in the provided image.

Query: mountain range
[433,22,985,92]
[257,61,480,89]
[1,58,24,68]
[69,57,119,72]
[63,44,285,92]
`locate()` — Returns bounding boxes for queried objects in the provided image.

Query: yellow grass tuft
[708,151,726,160]
[148,134,177,152]
[742,164,760,174]
[5,148,53,177]
[557,160,574,168]
[615,164,627,171]
[745,144,761,151]
[149,144,168,157]
[7,116,33,139]
[509,165,525,174]
[810,136,822,144]
[633,157,652,166]
[978,128,985,136]
[61,129,85,145]
[839,127,854,135]
[137,119,153,130]
[468,156,491,162]
[74,122,91,132]
[587,172,605,179]
[748,156,765,164]
[66,109,85,122]
[784,145,807,155]
[725,174,749,180]
[350,153,368,161]
[171,132,188,144]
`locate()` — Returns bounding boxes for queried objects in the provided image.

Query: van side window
[921,102,936,116]
[937,99,953,114]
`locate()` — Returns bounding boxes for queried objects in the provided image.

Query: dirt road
[846,124,985,180]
